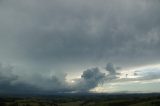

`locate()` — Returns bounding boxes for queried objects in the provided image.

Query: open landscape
[0,1,160,106]
[0,93,160,106]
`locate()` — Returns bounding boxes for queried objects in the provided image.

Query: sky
[0,0,160,94]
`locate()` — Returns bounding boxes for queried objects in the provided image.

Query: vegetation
[0,93,160,106]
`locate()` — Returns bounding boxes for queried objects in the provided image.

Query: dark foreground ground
[0,93,160,106]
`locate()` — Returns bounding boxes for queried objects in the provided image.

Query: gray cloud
[72,67,106,92]
[104,63,121,81]
[0,0,160,67]
[0,63,107,94]
[0,0,160,93]
[0,61,159,94]
[141,73,160,81]
[0,63,39,94]
[135,68,160,81]
[0,64,17,82]
[110,67,160,84]
[106,63,119,75]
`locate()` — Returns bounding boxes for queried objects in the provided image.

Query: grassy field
[0,93,160,106]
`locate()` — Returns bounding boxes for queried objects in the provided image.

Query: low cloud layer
[0,62,106,94]
[0,62,119,94]
[0,63,39,94]
[0,61,160,94]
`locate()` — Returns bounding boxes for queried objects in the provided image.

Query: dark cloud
[0,64,17,82]
[105,63,120,80]
[73,68,106,92]
[0,0,160,93]
[0,63,107,94]
[0,61,159,94]
[0,0,160,67]
[0,63,39,94]
[106,63,117,75]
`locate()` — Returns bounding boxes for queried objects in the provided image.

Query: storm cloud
[0,0,160,93]
[0,62,107,94]
[0,0,160,66]
[0,63,39,94]
[72,67,106,92]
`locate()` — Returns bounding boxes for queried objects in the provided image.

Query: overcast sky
[0,0,160,94]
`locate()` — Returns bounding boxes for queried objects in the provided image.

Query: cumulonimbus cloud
[0,62,120,94]
[1,61,160,94]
